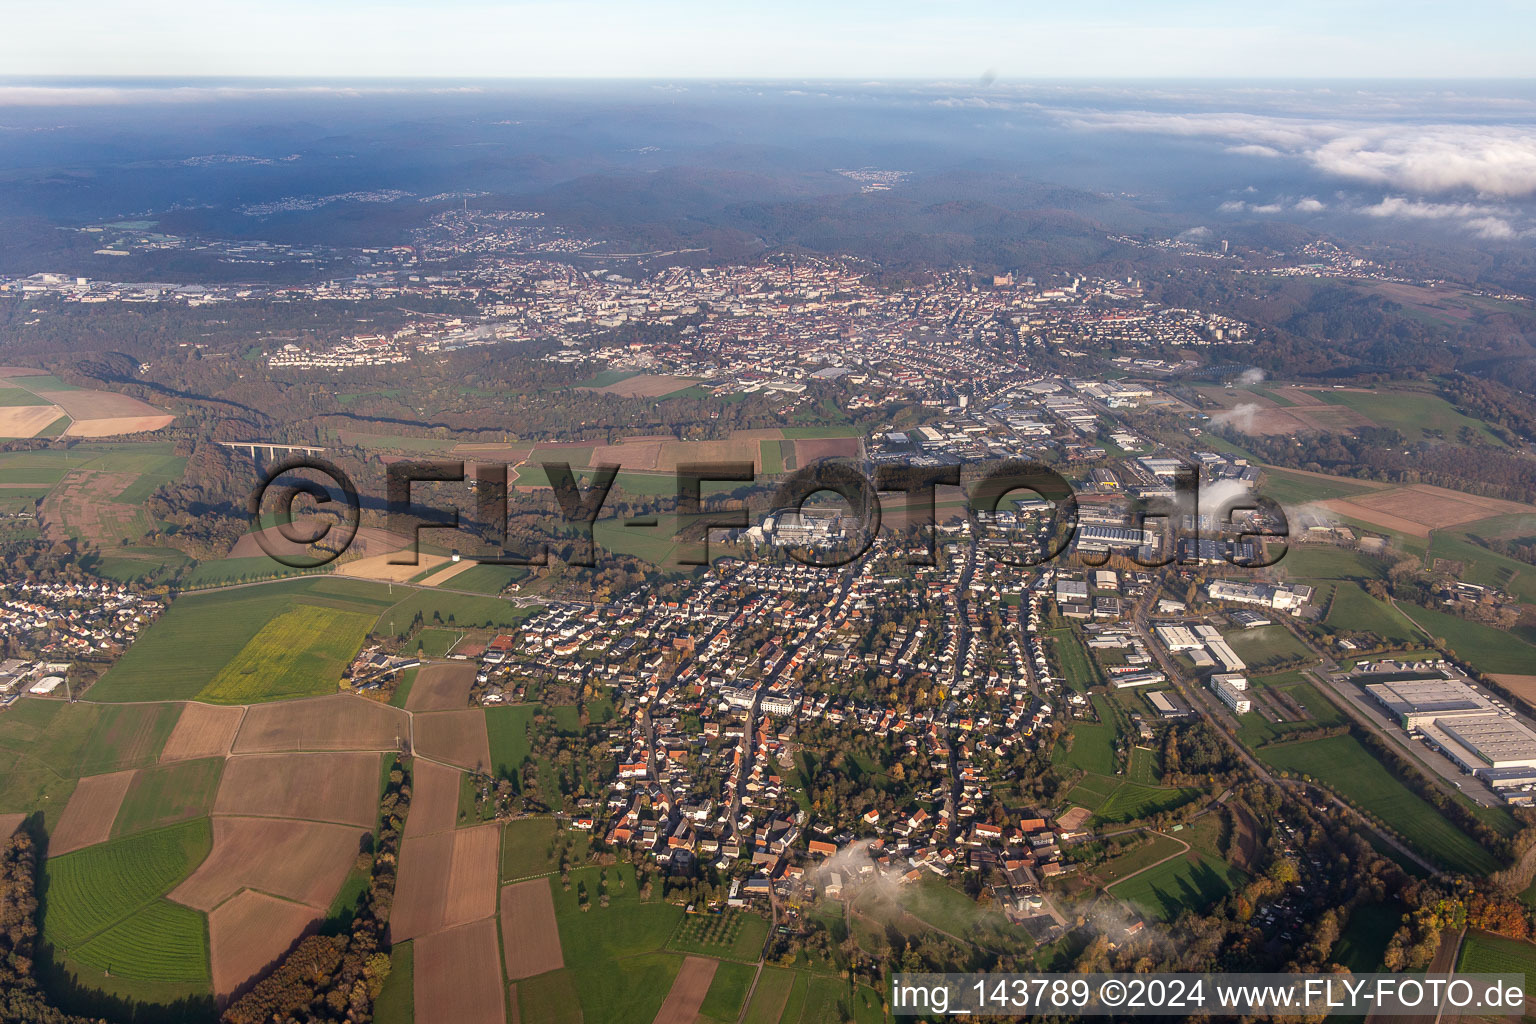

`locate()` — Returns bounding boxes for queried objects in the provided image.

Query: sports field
[1258,734,1498,874]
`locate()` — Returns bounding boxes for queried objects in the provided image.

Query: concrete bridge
[216,441,328,463]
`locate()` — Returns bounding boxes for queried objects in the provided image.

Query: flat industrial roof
[1440,715,1536,768]
[1365,678,1491,719]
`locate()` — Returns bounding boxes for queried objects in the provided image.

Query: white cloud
[1062,108,1536,197]
[1466,216,1518,239]
[1293,197,1326,212]
[1227,143,1284,158]
[1356,196,1522,239]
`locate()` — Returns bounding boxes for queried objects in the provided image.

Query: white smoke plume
[1237,368,1266,385]
[1208,402,1261,433]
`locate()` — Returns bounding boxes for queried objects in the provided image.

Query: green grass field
[1233,674,1345,748]
[0,386,51,406]
[42,819,212,985]
[374,939,413,1024]
[86,545,192,585]
[1094,783,1201,825]
[110,758,223,838]
[0,699,178,778]
[375,589,539,634]
[71,899,210,983]
[1324,582,1423,644]
[439,562,528,595]
[197,605,373,703]
[1310,386,1506,445]
[414,627,462,657]
[667,910,770,962]
[502,817,590,880]
[1049,628,1100,690]
[1108,849,1246,922]
[1061,772,1119,811]
[1398,603,1536,676]
[743,967,798,1024]
[1127,745,1159,784]
[487,704,535,780]
[699,960,757,1023]
[1276,544,1388,581]
[1224,625,1312,670]
[91,578,394,702]
[1054,720,1115,774]
[1095,834,1186,884]
[1456,930,1536,997]
[1259,735,1498,874]
[1331,901,1402,973]
[518,968,584,1024]
[552,862,686,1024]
[181,556,336,588]
[1259,467,1384,507]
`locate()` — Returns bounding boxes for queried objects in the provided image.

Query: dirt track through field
[415,918,507,1024]
[651,956,718,1024]
[499,878,565,980]
[51,770,136,854]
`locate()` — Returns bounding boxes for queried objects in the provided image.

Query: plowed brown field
[171,815,366,911]
[213,752,380,827]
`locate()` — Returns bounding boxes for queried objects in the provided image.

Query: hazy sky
[2,0,1532,79]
